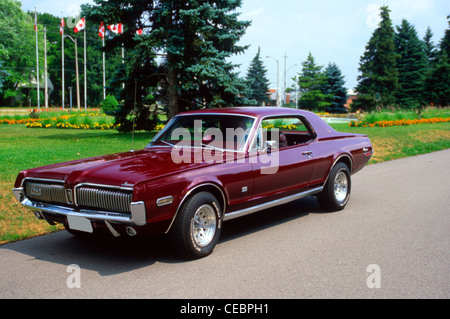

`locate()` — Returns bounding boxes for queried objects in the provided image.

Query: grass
[0,121,449,244]
[332,122,450,163]
[0,125,156,244]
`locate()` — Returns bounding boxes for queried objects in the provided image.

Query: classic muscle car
[13,107,372,258]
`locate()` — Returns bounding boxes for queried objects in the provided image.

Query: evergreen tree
[353,5,398,111]
[394,19,427,108]
[423,16,450,106]
[295,52,329,111]
[245,47,270,106]
[322,63,348,113]
[84,0,251,130]
[423,27,438,68]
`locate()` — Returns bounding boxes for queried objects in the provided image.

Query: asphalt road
[1,150,449,299]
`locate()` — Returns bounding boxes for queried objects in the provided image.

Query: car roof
[176,106,312,118]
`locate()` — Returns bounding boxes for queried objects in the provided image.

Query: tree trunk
[167,67,179,120]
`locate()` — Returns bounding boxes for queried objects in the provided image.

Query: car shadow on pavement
[1,197,326,276]
[220,196,324,243]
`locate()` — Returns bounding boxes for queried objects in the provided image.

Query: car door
[249,115,317,200]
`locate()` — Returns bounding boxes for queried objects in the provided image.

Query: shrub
[100,95,119,115]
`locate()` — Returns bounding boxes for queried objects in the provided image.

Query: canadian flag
[34,11,38,31]
[98,22,105,38]
[74,17,85,33]
[136,29,143,35]
[108,23,123,34]
[60,17,65,35]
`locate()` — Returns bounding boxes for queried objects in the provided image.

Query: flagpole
[61,11,65,108]
[44,27,48,108]
[83,17,87,111]
[103,36,106,100]
[35,7,40,109]
[122,43,125,89]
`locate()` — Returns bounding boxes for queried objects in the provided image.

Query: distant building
[345,89,358,110]
[266,89,291,106]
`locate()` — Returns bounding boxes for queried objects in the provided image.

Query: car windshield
[148,114,255,152]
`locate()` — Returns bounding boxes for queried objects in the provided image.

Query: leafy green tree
[0,0,44,106]
[83,0,251,131]
[353,5,399,111]
[294,52,329,111]
[0,62,9,93]
[245,47,270,106]
[322,63,348,113]
[394,19,427,108]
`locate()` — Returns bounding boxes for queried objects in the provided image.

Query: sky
[21,0,450,92]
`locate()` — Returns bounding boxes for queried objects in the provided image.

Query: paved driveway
[1,150,449,299]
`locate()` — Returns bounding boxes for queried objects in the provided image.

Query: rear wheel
[170,192,222,259]
[317,162,351,211]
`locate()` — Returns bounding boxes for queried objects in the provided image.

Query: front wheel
[317,162,351,212]
[170,192,222,259]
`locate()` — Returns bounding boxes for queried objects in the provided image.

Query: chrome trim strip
[164,183,227,234]
[333,153,353,172]
[20,177,64,187]
[18,198,146,226]
[73,182,133,208]
[222,186,323,221]
[321,154,354,188]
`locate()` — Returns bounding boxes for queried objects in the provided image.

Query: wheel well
[187,184,227,213]
[165,183,227,234]
[334,154,353,173]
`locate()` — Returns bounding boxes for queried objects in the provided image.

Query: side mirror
[264,140,278,153]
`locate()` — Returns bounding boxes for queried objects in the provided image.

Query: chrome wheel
[334,170,348,202]
[192,204,217,247]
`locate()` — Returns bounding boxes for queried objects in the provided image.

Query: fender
[164,182,227,234]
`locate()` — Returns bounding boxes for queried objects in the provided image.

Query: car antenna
[131,80,137,152]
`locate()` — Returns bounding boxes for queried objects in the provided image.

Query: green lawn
[0,122,449,244]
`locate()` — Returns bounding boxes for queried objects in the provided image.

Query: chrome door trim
[223,186,323,221]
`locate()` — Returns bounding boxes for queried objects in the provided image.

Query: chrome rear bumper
[13,187,147,226]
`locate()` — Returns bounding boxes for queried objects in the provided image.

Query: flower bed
[349,117,450,128]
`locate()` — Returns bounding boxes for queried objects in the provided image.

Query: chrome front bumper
[13,187,147,227]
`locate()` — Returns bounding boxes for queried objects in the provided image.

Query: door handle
[302,151,313,157]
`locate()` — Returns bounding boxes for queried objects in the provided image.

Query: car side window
[260,116,315,149]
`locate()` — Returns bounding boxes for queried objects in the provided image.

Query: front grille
[76,187,132,214]
[25,181,66,204]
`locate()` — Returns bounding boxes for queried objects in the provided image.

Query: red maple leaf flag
[74,17,85,33]
[98,22,105,38]
[107,23,123,34]
[136,29,143,35]
[60,17,65,35]
[34,11,38,31]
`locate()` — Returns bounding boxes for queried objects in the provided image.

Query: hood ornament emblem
[121,182,134,188]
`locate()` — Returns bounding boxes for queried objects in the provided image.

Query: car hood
[21,147,209,188]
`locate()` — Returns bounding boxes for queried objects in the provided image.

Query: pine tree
[394,19,427,108]
[423,16,450,106]
[295,52,329,111]
[354,5,399,111]
[423,27,438,68]
[245,47,270,106]
[322,63,348,113]
[84,0,251,130]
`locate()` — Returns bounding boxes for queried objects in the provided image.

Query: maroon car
[13,107,372,258]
